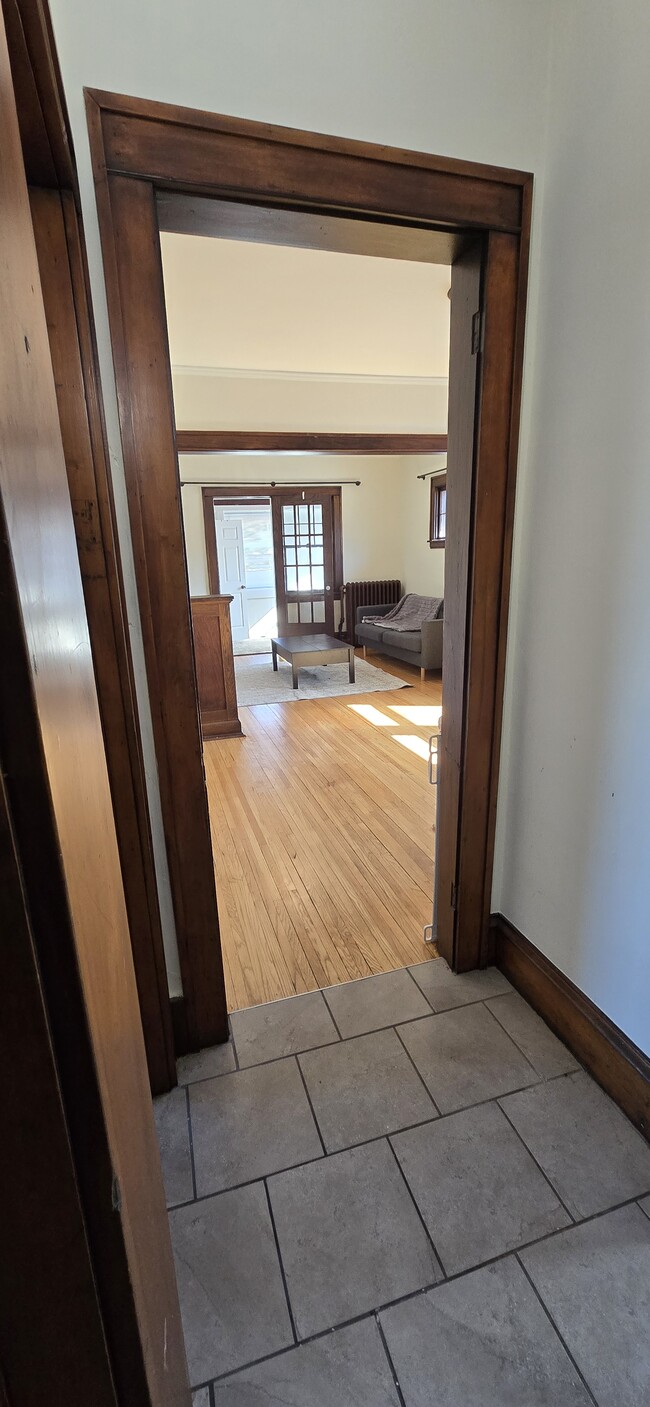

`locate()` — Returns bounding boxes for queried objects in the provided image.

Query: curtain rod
[417,467,447,481]
[180,479,361,488]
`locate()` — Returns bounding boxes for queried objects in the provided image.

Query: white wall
[47,0,566,1015]
[492,0,650,1054]
[173,369,449,434]
[180,453,444,603]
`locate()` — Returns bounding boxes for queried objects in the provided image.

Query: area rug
[234,652,410,705]
[233,638,272,657]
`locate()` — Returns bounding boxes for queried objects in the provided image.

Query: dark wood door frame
[3,0,175,1091]
[86,89,531,1012]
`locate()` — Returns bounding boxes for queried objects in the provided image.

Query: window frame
[429,474,447,548]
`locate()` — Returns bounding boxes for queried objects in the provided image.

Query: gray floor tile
[299,1028,436,1152]
[380,1256,592,1407]
[268,1139,440,1338]
[323,968,432,1038]
[398,1004,538,1114]
[192,1391,210,1407]
[153,1087,193,1208]
[190,1057,322,1195]
[170,1182,293,1384]
[409,958,512,1011]
[486,991,580,1078]
[392,1101,570,1275]
[177,1040,236,1085]
[501,1070,650,1218]
[639,1194,650,1220]
[522,1204,650,1407]
[231,991,339,1068]
[213,1318,401,1406]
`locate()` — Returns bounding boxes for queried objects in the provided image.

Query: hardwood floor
[203,652,442,1011]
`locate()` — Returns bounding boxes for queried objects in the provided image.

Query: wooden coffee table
[271,634,356,690]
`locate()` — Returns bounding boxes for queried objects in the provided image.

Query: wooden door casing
[0,17,189,1401]
[86,89,532,986]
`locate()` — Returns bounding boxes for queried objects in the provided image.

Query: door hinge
[471,309,482,356]
[450,881,458,910]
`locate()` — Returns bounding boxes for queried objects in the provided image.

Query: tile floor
[153,958,650,1406]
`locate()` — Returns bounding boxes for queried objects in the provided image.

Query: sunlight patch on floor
[348,703,394,726]
[391,733,430,762]
[388,704,442,727]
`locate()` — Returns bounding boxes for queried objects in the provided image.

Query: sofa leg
[363,645,368,659]
[420,667,427,682]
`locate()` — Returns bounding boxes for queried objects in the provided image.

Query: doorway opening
[87,90,529,1070]
[211,498,277,648]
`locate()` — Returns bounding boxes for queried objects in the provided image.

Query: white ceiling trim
[172,364,449,388]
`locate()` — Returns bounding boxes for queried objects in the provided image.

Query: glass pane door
[273,493,335,634]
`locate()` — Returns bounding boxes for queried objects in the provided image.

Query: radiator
[341,579,401,644]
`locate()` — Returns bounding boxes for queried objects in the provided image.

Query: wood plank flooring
[204,653,442,1012]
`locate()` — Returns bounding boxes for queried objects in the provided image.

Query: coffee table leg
[349,648,355,683]
[272,642,278,671]
[292,661,299,690]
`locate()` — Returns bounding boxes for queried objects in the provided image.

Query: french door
[272,488,338,635]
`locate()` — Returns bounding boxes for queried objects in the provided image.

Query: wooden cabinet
[190,595,243,739]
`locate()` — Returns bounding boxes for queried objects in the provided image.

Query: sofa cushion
[381,628,421,654]
[357,623,386,644]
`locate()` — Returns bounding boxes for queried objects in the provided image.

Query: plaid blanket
[363,593,443,632]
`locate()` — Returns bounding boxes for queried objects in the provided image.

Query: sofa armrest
[420,618,444,670]
[355,602,394,624]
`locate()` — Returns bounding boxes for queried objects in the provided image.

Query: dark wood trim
[178,430,449,456]
[100,172,229,1050]
[86,87,532,984]
[492,913,650,1139]
[31,185,175,1094]
[429,472,447,548]
[0,19,189,1396]
[4,0,175,1093]
[201,484,220,593]
[86,87,529,232]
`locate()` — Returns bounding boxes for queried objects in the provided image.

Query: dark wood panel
[177,431,448,455]
[158,190,467,264]
[100,170,228,1048]
[87,89,525,233]
[190,595,243,738]
[455,233,519,968]
[2,0,74,187]
[0,17,189,1401]
[0,767,117,1405]
[493,914,650,1139]
[436,242,483,965]
[30,184,175,1094]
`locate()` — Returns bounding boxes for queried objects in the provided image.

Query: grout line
[295,1055,327,1156]
[263,1178,298,1346]
[176,996,560,1091]
[320,986,344,1039]
[228,1016,240,1071]
[185,1085,198,1202]
[385,1136,447,1278]
[208,1381,215,1407]
[166,1076,587,1214]
[485,996,582,1080]
[497,1095,576,1224]
[191,1191,650,1392]
[375,1312,408,1407]
[514,1254,599,1406]
[393,1023,441,1116]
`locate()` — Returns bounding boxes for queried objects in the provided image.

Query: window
[429,475,447,548]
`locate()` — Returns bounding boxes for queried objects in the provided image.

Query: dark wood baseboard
[492,913,650,1139]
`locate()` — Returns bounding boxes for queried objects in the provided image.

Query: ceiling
[160,233,451,380]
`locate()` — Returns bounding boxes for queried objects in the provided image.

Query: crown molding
[171,363,449,388]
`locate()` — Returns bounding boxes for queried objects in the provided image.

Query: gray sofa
[356,601,443,677]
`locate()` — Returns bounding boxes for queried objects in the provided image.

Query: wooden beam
[177,430,448,456]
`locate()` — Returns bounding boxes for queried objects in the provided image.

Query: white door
[216,517,247,639]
